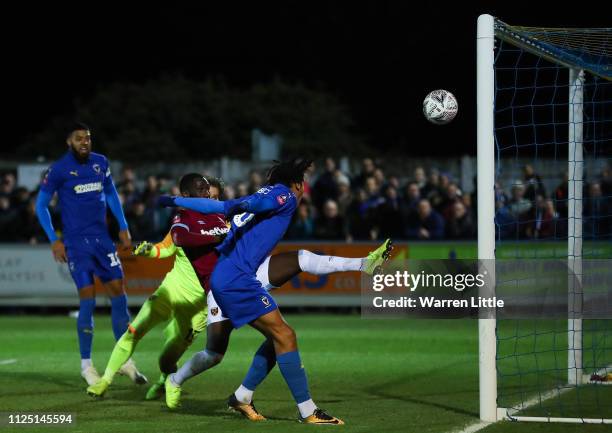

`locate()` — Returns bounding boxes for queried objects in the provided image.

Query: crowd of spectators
[1,159,610,244]
[289,158,477,241]
[495,164,612,240]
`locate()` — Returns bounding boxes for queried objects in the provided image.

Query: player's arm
[35,190,58,243]
[162,193,280,216]
[133,231,177,259]
[35,167,66,263]
[102,161,131,249]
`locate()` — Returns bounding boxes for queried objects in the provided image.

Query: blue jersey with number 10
[217,184,297,275]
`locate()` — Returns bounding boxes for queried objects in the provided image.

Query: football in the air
[423,89,458,125]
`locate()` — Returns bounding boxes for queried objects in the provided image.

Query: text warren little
[372,297,504,308]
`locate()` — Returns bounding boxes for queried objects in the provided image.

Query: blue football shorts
[64,235,124,290]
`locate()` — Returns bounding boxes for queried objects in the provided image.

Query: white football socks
[297,399,317,418]
[298,250,364,274]
[81,358,92,370]
[234,384,254,404]
[172,350,223,385]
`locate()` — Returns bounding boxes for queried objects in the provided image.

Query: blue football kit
[175,183,297,327]
[35,150,131,360]
[37,151,128,289]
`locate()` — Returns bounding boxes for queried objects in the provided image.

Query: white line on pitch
[0,359,17,365]
[452,420,493,433]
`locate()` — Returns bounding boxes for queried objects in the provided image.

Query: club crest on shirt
[276,194,288,205]
[261,296,271,307]
[211,307,219,316]
[92,164,101,174]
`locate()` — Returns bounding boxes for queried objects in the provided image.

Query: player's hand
[225,200,249,217]
[118,229,132,251]
[51,239,67,263]
[133,241,154,256]
[157,195,178,208]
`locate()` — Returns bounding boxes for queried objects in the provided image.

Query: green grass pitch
[0,315,610,433]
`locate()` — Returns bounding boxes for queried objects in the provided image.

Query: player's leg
[164,320,233,408]
[169,320,231,384]
[248,309,343,424]
[65,241,99,385]
[104,279,131,341]
[209,260,340,422]
[96,238,131,342]
[262,239,394,288]
[228,245,388,413]
[96,236,146,384]
[145,299,206,401]
[228,242,393,412]
[103,288,171,382]
[157,319,191,376]
[87,286,172,397]
[165,293,232,409]
[77,285,98,384]
[227,337,275,421]
[101,277,147,384]
[227,248,377,414]
[145,319,185,401]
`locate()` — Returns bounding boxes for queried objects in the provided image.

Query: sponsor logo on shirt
[276,194,288,205]
[200,226,230,236]
[74,182,103,194]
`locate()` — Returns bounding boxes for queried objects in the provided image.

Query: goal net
[477,14,612,424]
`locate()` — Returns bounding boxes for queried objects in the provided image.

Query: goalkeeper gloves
[133,241,154,257]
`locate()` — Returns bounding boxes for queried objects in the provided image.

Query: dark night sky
[3,2,609,157]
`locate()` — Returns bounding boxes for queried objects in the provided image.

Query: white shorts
[206,255,277,325]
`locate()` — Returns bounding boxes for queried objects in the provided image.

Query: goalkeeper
[87,174,225,399]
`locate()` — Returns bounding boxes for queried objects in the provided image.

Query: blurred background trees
[18,76,365,162]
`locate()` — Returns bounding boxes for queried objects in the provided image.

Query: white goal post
[477,13,612,425]
[476,13,497,424]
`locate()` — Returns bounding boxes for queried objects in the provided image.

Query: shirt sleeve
[104,181,129,231]
[151,231,177,258]
[228,188,294,215]
[102,157,114,188]
[35,190,58,242]
[101,157,129,231]
[174,197,225,214]
[39,164,61,195]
